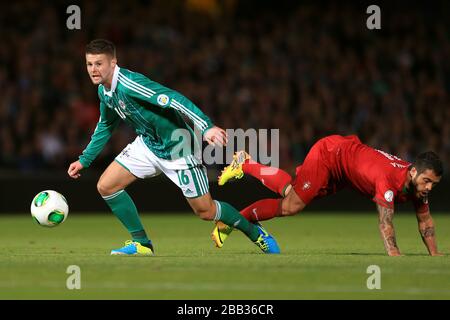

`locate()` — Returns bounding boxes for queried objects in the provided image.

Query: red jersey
[292,135,428,212]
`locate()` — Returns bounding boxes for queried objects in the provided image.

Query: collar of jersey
[402,185,409,195]
[103,65,121,97]
[400,169,411,195]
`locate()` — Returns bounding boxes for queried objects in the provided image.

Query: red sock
[242,160,292,196]
[240,198,282,222]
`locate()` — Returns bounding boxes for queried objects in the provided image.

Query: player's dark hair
[412,151,443,177]
[85,39,116,57]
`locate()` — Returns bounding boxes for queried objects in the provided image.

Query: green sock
[103,190,151,245]
[215,201,259,241]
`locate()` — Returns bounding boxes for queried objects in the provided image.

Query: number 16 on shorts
[175,167,209,198]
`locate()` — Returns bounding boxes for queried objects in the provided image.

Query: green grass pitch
[1,212,449,299]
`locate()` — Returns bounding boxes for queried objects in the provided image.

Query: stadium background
[0,0,449,213]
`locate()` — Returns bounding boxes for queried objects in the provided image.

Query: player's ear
[410,167,417,179]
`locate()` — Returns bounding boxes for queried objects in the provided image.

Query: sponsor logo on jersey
[157,94,169,106]
[302,181,311,191]
[384,190,394,202]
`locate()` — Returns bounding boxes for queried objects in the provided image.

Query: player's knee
[187,194,216,220]
[280,198,303,216]
[281,205,297,216]
[285,190,306,216]
[191,201,215,220]
[193,206,215,220]
[97,180,115,197]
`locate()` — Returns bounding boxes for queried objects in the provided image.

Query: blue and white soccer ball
[30,190,69,227]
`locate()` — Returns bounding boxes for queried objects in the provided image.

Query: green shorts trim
[181,158,209,198]
[114,159,131,173]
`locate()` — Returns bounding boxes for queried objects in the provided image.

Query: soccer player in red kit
[212,135,444,256]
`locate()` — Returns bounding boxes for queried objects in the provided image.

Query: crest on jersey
[157,94,169,106]
[302,181,311,191]
[118,100,126,110]
[384,190,394,203]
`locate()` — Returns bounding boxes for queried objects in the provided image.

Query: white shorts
[115,136,209,198]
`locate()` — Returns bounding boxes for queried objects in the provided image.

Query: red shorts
[291,135,360,205]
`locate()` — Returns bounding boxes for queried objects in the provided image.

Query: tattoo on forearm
[385,236,397,248]
[378,205,399,250]
[420,226,435,238]
[378,205,394,224]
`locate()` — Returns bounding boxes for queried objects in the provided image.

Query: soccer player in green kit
[67,39,280,255]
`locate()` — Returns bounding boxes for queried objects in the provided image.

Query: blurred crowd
[0,0,449,176]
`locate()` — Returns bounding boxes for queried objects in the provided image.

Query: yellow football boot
[211,221,234,248]
[218,151,251,186]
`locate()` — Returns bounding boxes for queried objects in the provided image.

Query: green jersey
[79,66,214,168]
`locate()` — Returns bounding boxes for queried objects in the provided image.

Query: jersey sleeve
[372,179,397,209]
[78,96,121,168]
[119,72,214,134]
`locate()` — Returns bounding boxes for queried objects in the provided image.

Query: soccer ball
[30,190,69,227]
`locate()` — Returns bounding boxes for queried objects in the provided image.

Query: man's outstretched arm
[377,204,402,256]
[416,210,443,256]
